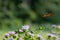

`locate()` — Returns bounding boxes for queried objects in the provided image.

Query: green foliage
[0,0,60,25]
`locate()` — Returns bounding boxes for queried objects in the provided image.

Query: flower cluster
[3,25,60,40]
[52,24,60,29]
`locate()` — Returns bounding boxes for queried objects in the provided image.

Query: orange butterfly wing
[46,13,52,17]
[41,13,52,18]
[41,14,47,18]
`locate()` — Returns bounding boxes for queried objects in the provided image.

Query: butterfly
[41,13,52,18]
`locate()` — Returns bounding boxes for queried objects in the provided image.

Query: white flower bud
[57,25,60,29]
[19,37,23,40]
[19,29,23,32]
[5,33,10,36]
[37,34,43,38]
[8,38,13,40]
[27,32,34,36]
[8,31,15,35]
[22,25,30,30]
[52,24,57,28]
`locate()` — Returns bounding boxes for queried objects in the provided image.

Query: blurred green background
[0,0,60,39]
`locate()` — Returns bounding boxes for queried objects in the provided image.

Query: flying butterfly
[41,13,52,18]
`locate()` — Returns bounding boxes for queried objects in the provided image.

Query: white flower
[19,37,23,40]
[27,32,34,36]
[56,37,60,40]
[8,38,13,40]
[36,34,45,40]
[22,25,30,30]
[57,25,60,29]
[51,34,57,38]
[30,33,34,36]
[19,29,23,32]
[46,33,52,36]
[42,39,45,40]
[52,24,57,28]
[14,34,18,37]
[5,33,10,36]
[52,31,56,35]
[46,33,57,38]
[37,34,43,38]
[8,31,15,35]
